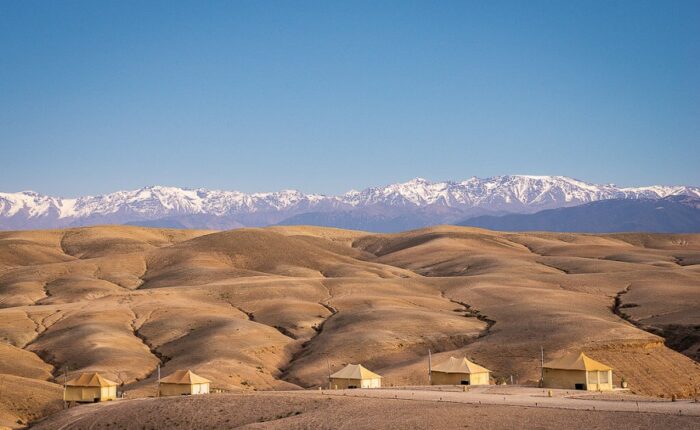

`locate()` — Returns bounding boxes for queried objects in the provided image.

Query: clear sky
[1,1,698,196]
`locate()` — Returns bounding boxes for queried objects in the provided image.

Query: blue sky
[1,1,698,196]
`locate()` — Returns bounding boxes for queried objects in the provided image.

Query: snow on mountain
[341,175,699,210]
[0,191,71,218]
[1,176,698,230]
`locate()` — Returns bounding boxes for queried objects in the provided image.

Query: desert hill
[0,224,699,427]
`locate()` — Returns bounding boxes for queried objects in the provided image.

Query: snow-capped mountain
[0,186,347,230]
[1,176,698,231]
[341,176,699,209]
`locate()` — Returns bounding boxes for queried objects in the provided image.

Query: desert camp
[63,372,118,403]
[543,352,614,391]
[329,364,382,389]
[430,356,491,386]
[159,370,211,396]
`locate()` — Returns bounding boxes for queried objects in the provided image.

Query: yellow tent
[159,370,211,396]
[329,364,382,389]
[64,372,118,403]
[543,352,613,391]
[430,356,490,386]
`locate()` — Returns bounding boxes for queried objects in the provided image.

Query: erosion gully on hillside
[278,279,338,383]
[614,284,700,362]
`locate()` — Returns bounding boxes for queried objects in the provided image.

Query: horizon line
[2,174,699,199]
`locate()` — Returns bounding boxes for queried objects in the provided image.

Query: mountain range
[459,195,700,233]
[1,175,699,232]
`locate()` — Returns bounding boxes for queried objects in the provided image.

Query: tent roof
[431,356,490,374]
[160,369,211,385]
[544,352,612,371]
[66,372,118,387]
[330,364,382,380]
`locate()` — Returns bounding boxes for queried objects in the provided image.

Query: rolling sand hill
[0,225,699,427]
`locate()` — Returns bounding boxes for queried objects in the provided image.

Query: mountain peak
[406,177,430,184]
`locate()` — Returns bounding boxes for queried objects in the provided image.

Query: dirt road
[31,390,700,430]
[310,386,700,416]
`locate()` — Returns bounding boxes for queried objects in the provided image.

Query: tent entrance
[574,383,585,390]
[460,380,470,385]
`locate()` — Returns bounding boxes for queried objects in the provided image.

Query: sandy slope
[0,374,62,429]
[0,225,699,427]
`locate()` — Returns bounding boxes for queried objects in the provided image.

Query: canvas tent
[64,372,118,403]
[159,370,211,396]
[329,364,382,389]
[543,352,613,391]
[430,356,491,385]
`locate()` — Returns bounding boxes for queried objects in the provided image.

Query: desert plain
[0,224,698,428]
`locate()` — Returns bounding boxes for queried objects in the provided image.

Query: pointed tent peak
[544,352,612,372]
[431,356,490,374]
[330,364,382,380]
[159,369,211,385]
[65,372,118,387]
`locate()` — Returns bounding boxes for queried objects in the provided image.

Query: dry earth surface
[0,225,698,428]
[30,391,700,430]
